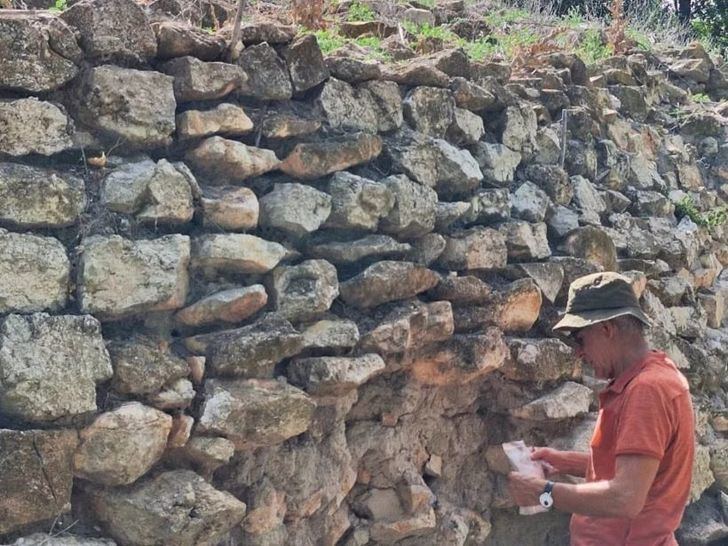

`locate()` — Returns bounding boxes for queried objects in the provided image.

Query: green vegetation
[690,92,711,103]
[347,1,376,22]
[311,28,390,61]
[484,8,530,27]
[675,196,728,228]
[575,28,613,63]
[49,0,67,11]
[312,28,347,54]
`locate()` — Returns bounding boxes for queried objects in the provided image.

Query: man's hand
[531,447,589,478]
[508,471,547,507]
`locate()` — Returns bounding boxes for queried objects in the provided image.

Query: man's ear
[602,320,616,338]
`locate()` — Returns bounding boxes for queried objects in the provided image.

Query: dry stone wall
[1,0,728,544]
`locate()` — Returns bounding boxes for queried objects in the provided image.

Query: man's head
[554,272,651,379]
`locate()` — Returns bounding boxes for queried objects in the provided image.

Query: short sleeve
[614,382,673,460]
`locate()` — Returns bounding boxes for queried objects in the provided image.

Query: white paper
[502,440,548,515]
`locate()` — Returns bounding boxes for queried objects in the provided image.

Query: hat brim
[552,307,652,333]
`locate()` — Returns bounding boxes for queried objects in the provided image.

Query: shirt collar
[604,350,662,394]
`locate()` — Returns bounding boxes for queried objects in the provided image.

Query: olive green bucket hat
[553,271,651,333]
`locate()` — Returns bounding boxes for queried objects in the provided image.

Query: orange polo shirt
[570,351,695,546]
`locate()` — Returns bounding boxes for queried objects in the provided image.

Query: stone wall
[1,1,727,544]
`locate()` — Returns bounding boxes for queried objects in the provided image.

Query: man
[508,272,695,545]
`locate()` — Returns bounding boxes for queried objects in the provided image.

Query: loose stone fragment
[307,235,411,265]
[148,378,196,410]
[510,382,592,420]
[259,183,332,237]
[0,313,112,422]
[339,261,439,308]
[78,235,190,320]
[428,275,492,304]
[73,402,172,486]
[89,470,247,546]
[198,379,315,449]
[153,20,226,61]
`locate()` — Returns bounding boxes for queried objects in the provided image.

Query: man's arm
[531,448,589,477]
[509,454,660,518]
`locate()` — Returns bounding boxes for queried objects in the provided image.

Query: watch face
[539,492,554,508]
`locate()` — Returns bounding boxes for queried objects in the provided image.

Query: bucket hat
[553,271,651,333]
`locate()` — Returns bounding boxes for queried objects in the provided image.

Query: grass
[484,8,530,27]
[347,1,376,22]
[48,0,67,11]
[312,28,391,61]
[575,28,613,63]
[675,196,728,228]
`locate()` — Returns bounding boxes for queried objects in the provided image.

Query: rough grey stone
[281,34,329,94]
[380,174,438,239]
[192,233,286,274]
[79,235,190,320]
[153,20,226,61]
[499,221,551,262]
[511,382,592,420]
[60,0,157,63]
[288,354,385,396]
[176,103,254,140]
[198,379,314,449]
[302,319,360,350]
[237,42,293,100]
[0,230,70,314]
[324,172,394,231]
[512,181,551,223]
[447,107,485,146]
[0,12,81,93]
[160,56,245,102]
[0,429,78,536]
[89,470,247,546]
[473,142,522,187]
[403,86,455,138]
[201,186,259,231]
[466,188,511,224]
[72,66,176,148]
[561,226,618,272]
[206,314,304,378]
[360,80,404,132]
[107,336,189,395]
[501,338,581,382]
[0,313,112,422]
[73,402,172,486]
[175,285,268,328]
[271,260,339,322]
[185,136,280,183]
[318,78,380,133]
[547,204,580,238]
[437,227,508,271]
[339,261,439,308]
[260,183,332,238]
[307,234,411,265]
[571,175,607,224]
[280,133,382,180]
[0,98,74,156]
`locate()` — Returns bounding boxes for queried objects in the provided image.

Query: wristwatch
[539,481,555,509]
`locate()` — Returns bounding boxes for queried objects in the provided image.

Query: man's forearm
[553,480,633,518]
[555,451,590,477]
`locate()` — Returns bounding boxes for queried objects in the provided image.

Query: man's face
[571,323,616,379]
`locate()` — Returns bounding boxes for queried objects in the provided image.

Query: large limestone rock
[177,103,254,140]
[361,79,404,132]
[467,188,512,224]
[447,107,485,146]
[153,20,226,61]
[192,234,286,274]
[60,0,157,63]
[358,300,454,355]
[325,54,382,84]
[0,230,70,314]
[89,470,247,546]
[379,174,438,239]
[236,42,293,100]
[324,172,394,231]
[428,275,493,305]
[198,379,315,449]
[511,382,593,421]
[201,186,259,231]
[339,261,439,308]
[0,12,81,93]
[403,86,455,138]
[185,136,280,182]
[271,260,339,322]
[73,402,172,486]
[259,183,332,237]
[386,133,483,198]
[437,227,508,271]
[308,235,410,265]
[318,78,380,133]
[107,336,189,395]
[0,429,78,536]
[562,226,618,272]
[499,221,551,262]
[302,319,360,350]
[501,338,581,382]
[0,163,86,228]
[160,56,246,102]
[288,354,385,396]
[525,164,573,205]
[409,329,509,386]
[512,181,551,223]
[473,142,522,187]
[280,133,383,180]
[78,235,190,320]
[281,34,329,94]
[175,285,268,328]
[0,313,112,422]
[0,98,74,156]
[206,315,304,377]
[72,66,176,148]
